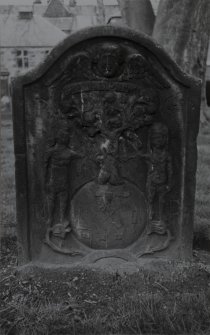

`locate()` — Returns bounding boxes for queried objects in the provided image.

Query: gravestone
[12,26,201,266]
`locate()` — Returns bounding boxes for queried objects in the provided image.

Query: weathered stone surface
[11,26,201,265]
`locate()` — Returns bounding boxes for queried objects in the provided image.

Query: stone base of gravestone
[15,255,210,276]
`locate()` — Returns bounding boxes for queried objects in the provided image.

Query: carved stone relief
[42,41,172,256]
[12,28,201,264]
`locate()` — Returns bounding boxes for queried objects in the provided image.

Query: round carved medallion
[70,181,147,249]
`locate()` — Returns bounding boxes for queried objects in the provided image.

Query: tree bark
[97,0,105,24]
[118,0,155,35]
[153,0,210,123]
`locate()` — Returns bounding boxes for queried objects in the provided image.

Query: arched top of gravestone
[12,25,200,89]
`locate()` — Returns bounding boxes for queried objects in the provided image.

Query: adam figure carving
[45,129,82,228]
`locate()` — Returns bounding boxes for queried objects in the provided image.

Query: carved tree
[152,0,210,123]
[118,0,155,35]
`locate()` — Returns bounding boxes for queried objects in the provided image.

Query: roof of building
[0,1,159,17]
[0,4,47,16]
[0,12,66,47]
[76,0,98,6]
[46,16,74,32]
[44,0,72,17]
[0,0,161,47]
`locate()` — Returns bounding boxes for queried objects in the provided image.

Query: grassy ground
[0,114,210,334]
[0,236,210,335]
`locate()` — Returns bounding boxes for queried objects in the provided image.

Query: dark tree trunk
[153,0,210,122]
[118,0,155,35]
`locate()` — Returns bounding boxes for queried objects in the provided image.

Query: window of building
[16,50,29,68]
[19,11,33,20]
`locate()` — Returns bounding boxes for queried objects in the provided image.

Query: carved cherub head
[149,122,168,149]
[93,44,124,78]
[126,54,146,78]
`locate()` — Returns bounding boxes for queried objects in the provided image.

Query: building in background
[0,6,66,95]
[43,0,74,34]
[0,0,124,91]
[1,0,209,109]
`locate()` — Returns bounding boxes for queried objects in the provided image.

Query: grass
[0,114,210,334]
[2,293,210,334]
[0,254,210,335]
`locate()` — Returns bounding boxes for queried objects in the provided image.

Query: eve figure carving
[140,122,172,234]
